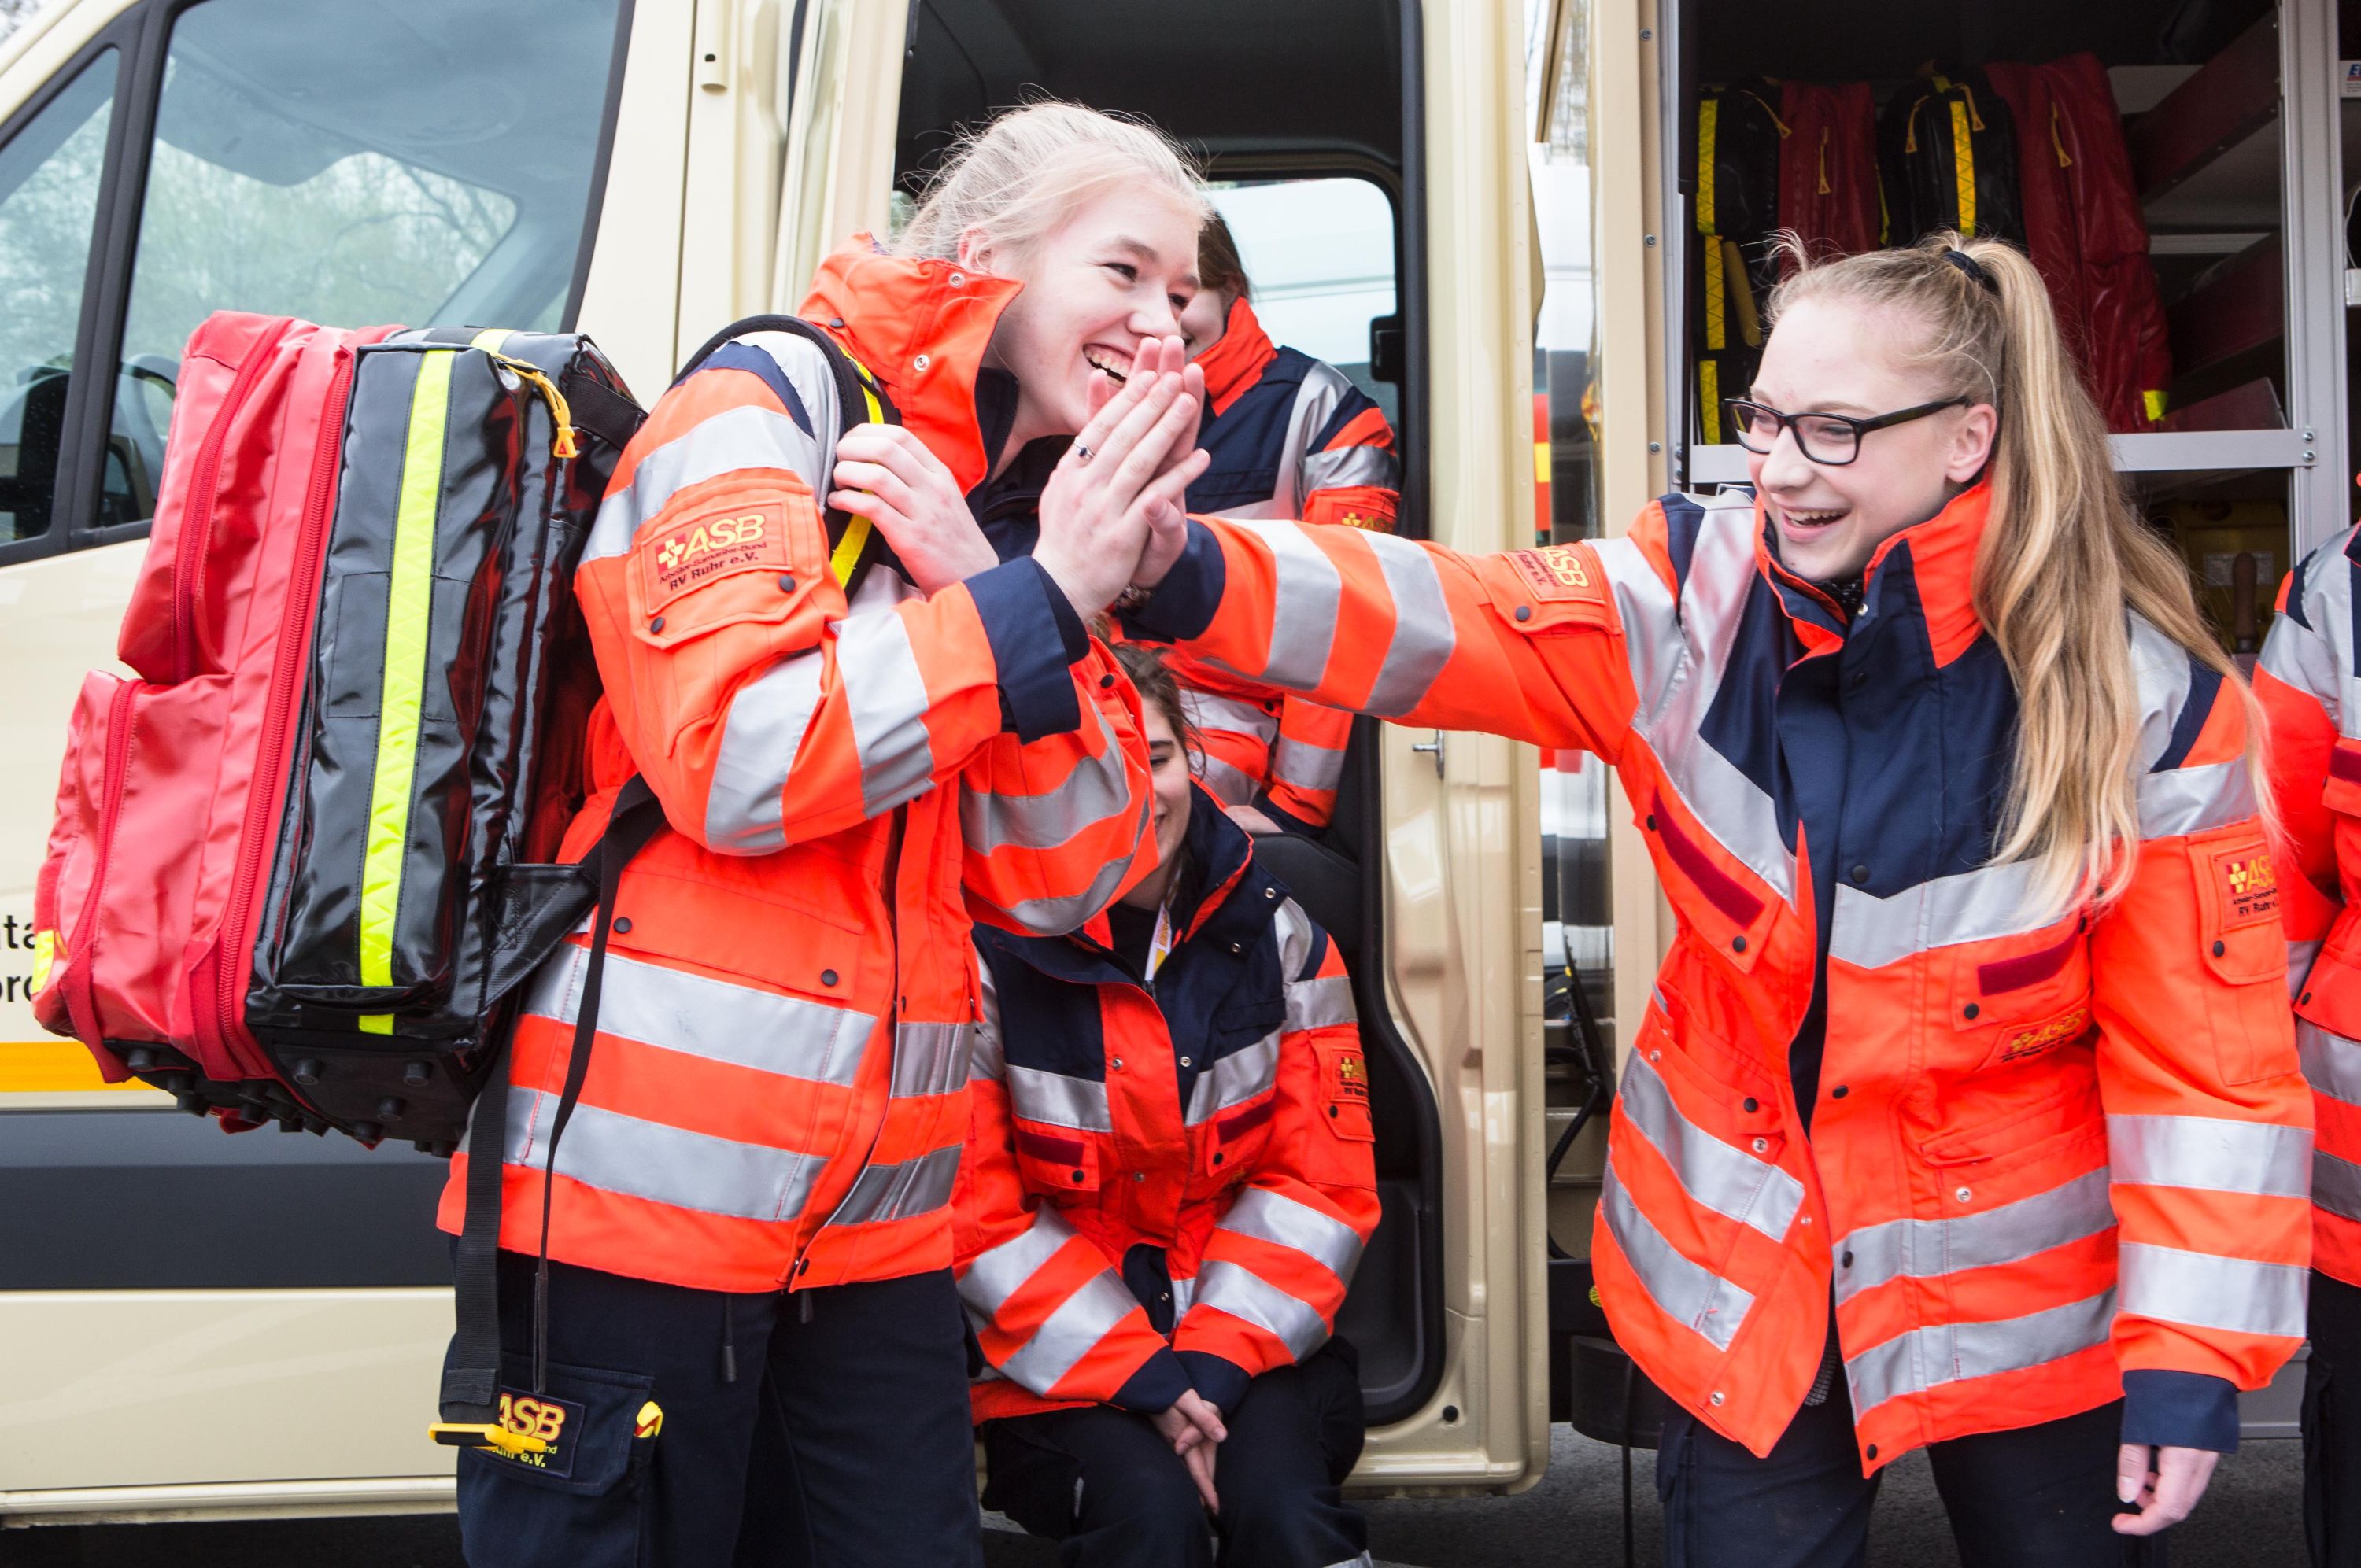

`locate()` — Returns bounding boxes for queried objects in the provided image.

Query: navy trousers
[981,1339,1369,1568]
[454,1251,981,1568]
[1657,1374,2163,1567]
[2307,1269,2361,1566]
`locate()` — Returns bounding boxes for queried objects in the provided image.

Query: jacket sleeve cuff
[1107,1346,1193,1415]
[1175,1348,1251,1414]
[1119,520,1225,643]
[966,556,1088,743]
[2120,1369,2241,1455]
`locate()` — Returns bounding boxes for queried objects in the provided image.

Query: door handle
[1411,732,1445,777]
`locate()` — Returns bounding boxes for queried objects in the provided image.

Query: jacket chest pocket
[1950,913,2094,1072]
[1190,1001,1284,1192]
[1642,791,1779,975]
[1014,1121,1101,1195]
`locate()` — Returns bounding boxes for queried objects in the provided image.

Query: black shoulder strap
[436,775,667,1430]
[677,315,900,601]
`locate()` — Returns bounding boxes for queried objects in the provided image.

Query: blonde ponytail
[1766,233,2266,909]
[896,101,1208,267]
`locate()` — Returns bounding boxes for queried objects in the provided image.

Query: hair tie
[1944,248,1997,293]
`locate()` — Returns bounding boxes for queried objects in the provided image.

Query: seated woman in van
[1167,215,1401,836]
[955,642,1382,1568]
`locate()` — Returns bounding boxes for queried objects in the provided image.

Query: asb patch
[1996,1006,2091,1064]
[2215,848,2281,928]
[1507,544,1600,602]
[484,1387,585,1477]
[639,502,789,614]
[1331,1050,1369,1104]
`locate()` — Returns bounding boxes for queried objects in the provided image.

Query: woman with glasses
[1093,231,2310,1563]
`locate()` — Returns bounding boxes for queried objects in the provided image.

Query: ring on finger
[1073,441,1093,463]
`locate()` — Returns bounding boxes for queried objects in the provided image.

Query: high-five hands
[1033,336,1210,622]
[1148,1389,1227,1515]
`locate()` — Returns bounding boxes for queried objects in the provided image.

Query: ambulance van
[0,0,1586,1525]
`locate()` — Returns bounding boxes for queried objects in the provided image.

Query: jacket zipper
[206,345,357,1065]
[65,677,140,1038]
[172,319,293,684]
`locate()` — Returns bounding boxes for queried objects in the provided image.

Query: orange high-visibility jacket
[955,788,1379,1420]
[437,239,1154,1294]
[1173,298,1400,831]
[2252,527,2361,1288]
[1124,484,2311,1468]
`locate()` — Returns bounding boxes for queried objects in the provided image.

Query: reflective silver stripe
[2138,760,2257,840]
[2129,614,2198,773]
[704,651,825,854]
[1615,500,1800,903]
[1270,363,1356,515]
[999,1271,1144,1395]
[823,1142,963,1227]
[1829,858,2055,971]
[1192,1259,1329,1357]
[1301,441,1398,494]
[1002,852,1132,937]
[2301,1020,2361,1107]
[1235,519,1341,691]
[523,946,873,1088]
[1274,898,1318,980]
[960,1206,1081,1317]
[2293,939,2326,999]
[2317,1149,2361,1223]
[971,954,1006,1081]
[1616,1050,1805,1241]
[1285,972,1356,1032]
[1362,533,1457,716]
[2118,1241,2307,1337]
[890,1021,971,1098]
[587,403,826,562]
[1598,1157,1754,1352]
[2108,1113,2312,1198]
[1006,1063,1114,1131]
[1216,1187,1364,1282]
[1195,754,1261,806]
[961,707,1133,853]
[1835,1167,2115,1305]
[1270,730,1347,794]
[500,1087,821,1222]
[1845,1289,2113,1416]
[1180,688,1278,740]
[837,604,937,816]
[1185,1031,1282,1123]
[1172,1271,1198,1316]
[2259,610,2342,719]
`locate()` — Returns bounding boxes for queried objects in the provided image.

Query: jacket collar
[798,234,1025,493]
[1753,480,1991,662]
[1195,297,1278,417]
[989,786,1273,986]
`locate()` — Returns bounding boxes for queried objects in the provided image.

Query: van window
[100,0,625,529]
[0,53,116,543]
[1207,176,1398,430]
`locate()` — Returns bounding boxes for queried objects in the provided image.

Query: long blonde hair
[1767,233,2263,909]
[896,101,1209,267]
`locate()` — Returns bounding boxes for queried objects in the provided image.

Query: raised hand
[829,423,999,596]
[1033,336,1210,621]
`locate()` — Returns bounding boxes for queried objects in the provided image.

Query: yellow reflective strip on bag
[1696,98,1718,234]
[1703,238,1727,351]
[1950,100,1976,236]
[1699,359,1721,445]
[828,352,890,588]
[358,349,458,1033]
[470,327,512,352]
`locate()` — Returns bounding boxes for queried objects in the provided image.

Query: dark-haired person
[1166,215,1398,835]
[955,641,1380,1568]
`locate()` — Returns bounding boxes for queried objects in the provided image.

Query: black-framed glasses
[1722,397,1971,465]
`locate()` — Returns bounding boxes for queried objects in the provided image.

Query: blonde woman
[449,104,1212,1567]
[1051,233,2313,1562]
